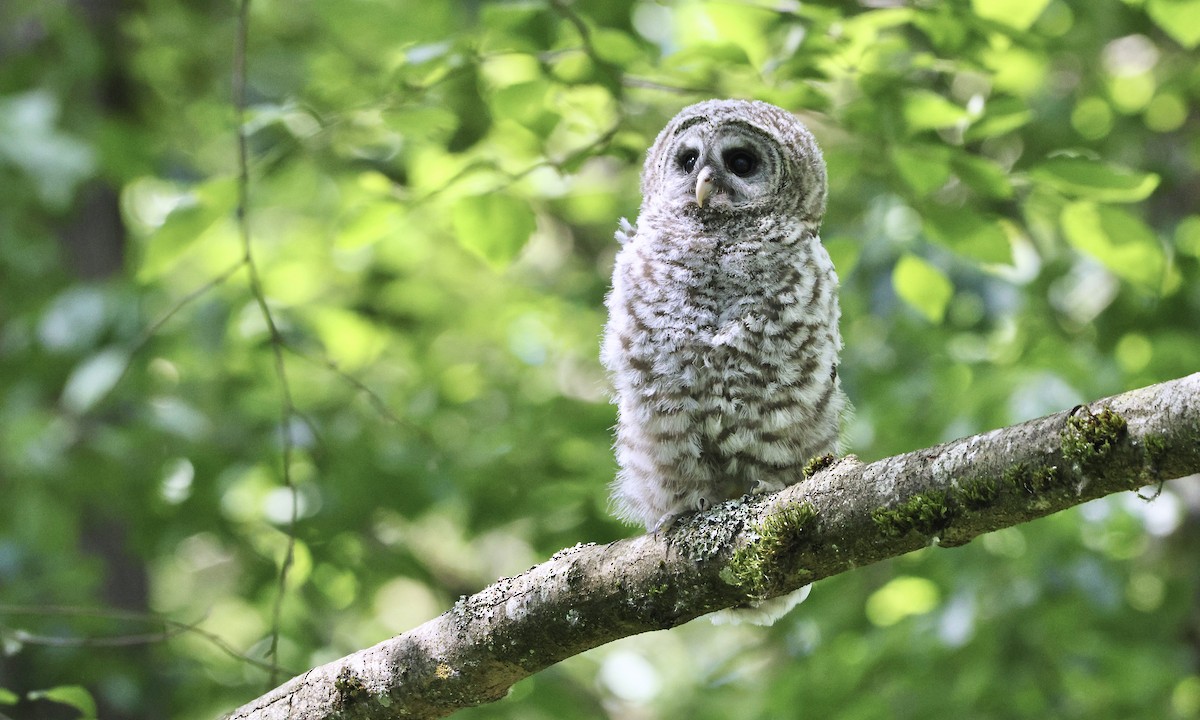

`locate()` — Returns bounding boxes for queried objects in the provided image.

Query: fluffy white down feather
[602,100,847,625]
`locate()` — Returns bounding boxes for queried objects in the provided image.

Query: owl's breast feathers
[604,217,840,410]
[603,210,845,531]
[605,98,841,543]
[620,217,828,331]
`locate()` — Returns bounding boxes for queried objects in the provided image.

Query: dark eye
[724,149,757,177]
[678,149,699,173]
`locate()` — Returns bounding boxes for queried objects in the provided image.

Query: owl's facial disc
[669,124,775,213]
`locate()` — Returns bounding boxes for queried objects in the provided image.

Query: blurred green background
[1,0,1199,718]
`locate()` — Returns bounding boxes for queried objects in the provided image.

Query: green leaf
[893,254,954,323]
[308,307,385,371]
[336,203,404,250]
[1021,184,1067,246]
[968,94,1038,137]
[491,81,558,138]
[592,28,646,65]
[61,347,130,414]
[1061,202,1167,291]
[442,66,492,152]
[479,3,556,53]
[663,42,752,75]
[1175,215,1200,257]
[922,208,1012,263]
[902,90,967,133]
[698,4,776,67]
[1146,0,1200,48]
[965,104,1033,140]
[1029,157,1160,202]
[952,154,1014,199]
[451,193,536,269]
[890,145,952,196]
[845,6,916,33]
[27,686,97,718]
[913,8,970,51]
[0,688,18,704]
[866,575,941,627]
[137,176,238,279]
[970,0,1051,30]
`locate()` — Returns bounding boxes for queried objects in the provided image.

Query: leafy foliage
[1,0,1199,718]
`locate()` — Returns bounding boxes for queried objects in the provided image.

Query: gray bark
[224,372,1200,720]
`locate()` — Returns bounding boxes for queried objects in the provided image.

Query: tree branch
[223,373,1200,720]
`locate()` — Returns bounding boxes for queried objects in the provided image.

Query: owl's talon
[750,479,784,495]
[650,513,680,536]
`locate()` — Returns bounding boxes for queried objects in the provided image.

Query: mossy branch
[223,373,1200,720]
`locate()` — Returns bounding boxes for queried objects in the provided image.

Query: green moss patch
[1061,406,1128,473]
[1005,462,1063,495]
[727,501,818,599]
[803,453,836,479]
[957,476,1000,509]
[335,666,369,708]
[871,490,955,539]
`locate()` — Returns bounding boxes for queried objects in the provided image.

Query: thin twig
[6,625,189,648]
[549,0,600,62]
[136,260,246,343]
[413,124,621,204]
[280,346,424,433]
[622,76,716,95]
[0,604,296,676]
[232,0,298,688]
[79,259,245,416]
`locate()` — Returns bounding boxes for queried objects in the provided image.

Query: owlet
[602,99,846,540]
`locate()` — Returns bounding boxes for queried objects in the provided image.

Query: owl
[602,99,846,538]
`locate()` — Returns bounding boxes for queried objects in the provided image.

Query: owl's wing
[614,217,636,245]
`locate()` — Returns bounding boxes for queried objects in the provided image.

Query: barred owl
[602,99,845,580]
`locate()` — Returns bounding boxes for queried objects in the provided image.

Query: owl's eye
[678,149,699,174]
[724,149,758,177]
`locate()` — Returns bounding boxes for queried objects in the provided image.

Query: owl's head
[641,99,827,223]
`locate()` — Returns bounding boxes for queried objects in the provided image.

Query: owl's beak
[695,165,716,208]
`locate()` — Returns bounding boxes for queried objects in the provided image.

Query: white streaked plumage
[602,100,846,623]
